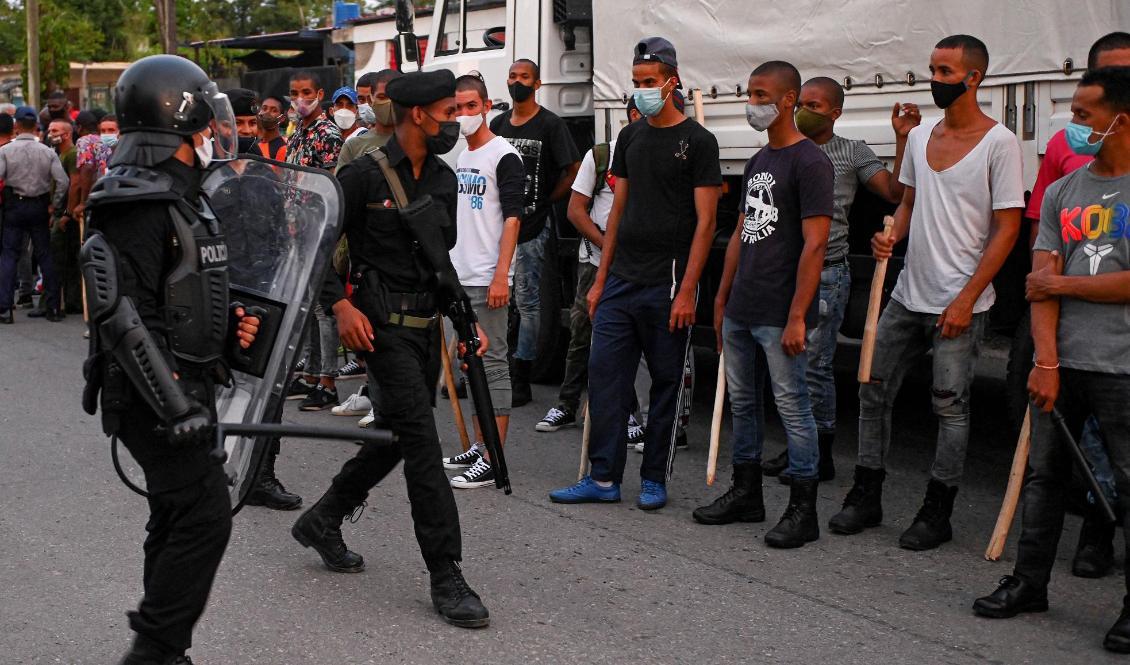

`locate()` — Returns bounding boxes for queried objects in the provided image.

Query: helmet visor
[202,82,237,161]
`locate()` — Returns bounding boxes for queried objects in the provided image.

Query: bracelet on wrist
[1034,361,1060,370]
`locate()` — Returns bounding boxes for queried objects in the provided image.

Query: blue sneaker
[637,480,667,510]
[549,476,621,504]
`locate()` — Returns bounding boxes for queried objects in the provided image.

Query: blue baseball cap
[331,86,358,105]
[14,106,36,121]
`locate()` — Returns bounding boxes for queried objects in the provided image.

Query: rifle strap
[373,151,410,209]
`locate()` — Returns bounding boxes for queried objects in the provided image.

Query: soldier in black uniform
[291,69,490,628]
[80,55,260,665]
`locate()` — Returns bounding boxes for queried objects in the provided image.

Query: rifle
[447,295,511,494]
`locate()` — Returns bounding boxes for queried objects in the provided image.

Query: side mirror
[397,32,420,66]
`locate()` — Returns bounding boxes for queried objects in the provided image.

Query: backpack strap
[589,142,610,206]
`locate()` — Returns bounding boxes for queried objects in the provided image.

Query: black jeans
[0,198,57,311]
[325,322,461,566]
[116,380,232,654]
[1014,368,1130,604]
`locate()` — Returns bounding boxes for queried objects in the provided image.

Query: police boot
[899,478,959,551]
[765,478,820,548]
[428,559,490,628]
[1072,516,1116,579]
[1105,607,1130,653]
[828,466,886,535]
[118,634,188,665]
[692,462,765,525]
[511,359,532,407]
[291,491,365,573]
[246,447,302,510]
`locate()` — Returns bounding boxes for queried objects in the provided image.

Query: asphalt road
[1,315,1126,664]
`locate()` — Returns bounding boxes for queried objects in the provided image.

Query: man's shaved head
[751,60,802,95]
[935,34,989,74]
[802,77,844,109]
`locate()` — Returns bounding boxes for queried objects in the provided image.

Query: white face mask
[357,103,376,126]
[457,113,484,137]
[333,108,357,130]
[194,135,213,168]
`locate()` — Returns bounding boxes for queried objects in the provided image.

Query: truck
[382,0,1127,417]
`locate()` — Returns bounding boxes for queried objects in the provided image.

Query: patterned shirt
[285,115,342,171]
[818,135,886,262]
[76,134,112,175]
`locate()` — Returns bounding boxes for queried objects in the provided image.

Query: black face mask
[237,135,256,154]
[508,81,535,103]
[423,113,460,155]
[931,72,974,110]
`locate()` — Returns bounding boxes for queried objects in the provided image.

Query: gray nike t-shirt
[1034,166,1130,374]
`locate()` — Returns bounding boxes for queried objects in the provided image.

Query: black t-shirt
[725,139,834,328]
[609,117,722,286]
[489,106,580,243]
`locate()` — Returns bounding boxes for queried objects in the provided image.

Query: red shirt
[1025,128,1093,221]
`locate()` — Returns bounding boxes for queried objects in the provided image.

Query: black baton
[1050,408,1118,524]
[211,422,398,463]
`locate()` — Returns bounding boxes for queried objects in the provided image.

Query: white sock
[594,480,613,488]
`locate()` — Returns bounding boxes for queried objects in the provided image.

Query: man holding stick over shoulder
[827,35,1024,550]
[972,66,1130,654]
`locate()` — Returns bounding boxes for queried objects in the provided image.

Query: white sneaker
[443,443,483,469]
[332,390,372,416]
[358,407,375,428]
[450,456,495,489]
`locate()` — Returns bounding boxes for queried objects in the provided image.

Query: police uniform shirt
[323,134,457,306]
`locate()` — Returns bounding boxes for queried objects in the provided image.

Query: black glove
[169,403,214,447]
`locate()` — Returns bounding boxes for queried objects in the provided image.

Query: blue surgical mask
[632,78,673,117]
[99,133,117,147]
[1066,115,1122,156]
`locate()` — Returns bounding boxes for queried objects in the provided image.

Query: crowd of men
[4,24,1130,664]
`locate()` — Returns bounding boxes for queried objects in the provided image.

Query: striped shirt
[0,133,69,208]
[818,135,885,262]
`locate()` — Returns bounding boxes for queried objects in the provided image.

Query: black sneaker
[444,444,483,469]
[15,294,32,309]
[450,457,495,489]
[300,385,339,411]
[333,358,366,380]
[0,309,12,325]
[676,432,688,449]
[536,406,576,432]
[293,358,307,375]
[286,376,316,400]
[627,414,644,450]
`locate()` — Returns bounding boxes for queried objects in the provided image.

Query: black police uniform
[292,69,488,629]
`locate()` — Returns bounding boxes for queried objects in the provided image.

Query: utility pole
[26,0,39,108]
[155,0,177,54]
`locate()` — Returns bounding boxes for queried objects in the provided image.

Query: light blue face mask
[1065,115,1121,156]
[632,78,673,117]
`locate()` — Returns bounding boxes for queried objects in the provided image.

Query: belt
[823,256,848,268]
[388,291,435,312]
[387,312,437,329]
[8,192,48,202]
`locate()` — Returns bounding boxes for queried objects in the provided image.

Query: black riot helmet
[111,55,238,167]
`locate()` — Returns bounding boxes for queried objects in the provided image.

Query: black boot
[511,359,532,407]
[828,466,886,535]
[972,575,1048,618]
[1072,516,1115,579]
[246,446,303,510]
[817,430,835,481]
[761,448,788,476]
[429,560,490,628]
[119,634,189,665]
[765,478,820,548]
[898,478,958,551]
[291,491,365,573]
[692,463,765,525]
[1105,608,1130,653]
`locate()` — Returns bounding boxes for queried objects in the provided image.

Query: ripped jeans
[857,299,987,485]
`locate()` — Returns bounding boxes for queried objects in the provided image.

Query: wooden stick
[577,397,591,481]
[858,215,895,383]
[985,408,1031,561]
[707,350,725,485]
[693,87,705,125]
[438,325,471,452]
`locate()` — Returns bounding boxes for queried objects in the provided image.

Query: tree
[0,0,102,94]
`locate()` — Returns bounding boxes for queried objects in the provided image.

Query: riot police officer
[80,55,260,664]
[291,69,490,628]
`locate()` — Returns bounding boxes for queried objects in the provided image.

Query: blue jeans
[513,226,548,361]
[857,299,986,484]
[586,274,690,484]
[805,263,851,433]
[0,198,56,312]
[300,304,339,378]
[723,317,820,480]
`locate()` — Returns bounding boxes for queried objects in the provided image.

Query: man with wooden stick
[761,76,918,484]
[972,65,1130,654]
[692,60,832,548]
[828,35,1024,550]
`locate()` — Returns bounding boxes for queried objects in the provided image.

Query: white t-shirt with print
[451,135,525,287]
[892,118,1025,314]
[571,140,617,267]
